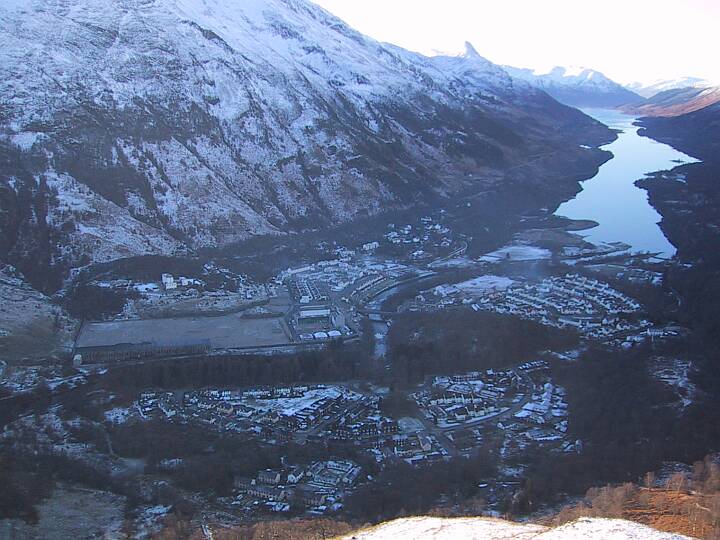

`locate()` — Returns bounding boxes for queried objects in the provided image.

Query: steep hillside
[0,264,76,361]
[503,65,644,108]
[0,0,612,292]
[337,516,693,539]
[637,102,720,162]
[627,77,713,99]
[624,86,720,117]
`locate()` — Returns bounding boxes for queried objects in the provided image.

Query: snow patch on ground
[342,516,544,540]
[429,257,476,269]
[132,505,171,539]
[398,417,425,434]
[341,516,692,539]
[435,275,515,297]
[105,407,133,425]
[480,244,552,262]
[10,131,44,150]
[650,357,698,409]
[542,518,692,539]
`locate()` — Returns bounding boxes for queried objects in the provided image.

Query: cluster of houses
[325,399,449,465]
[414,370,523,428]
[388,433,447,465]
[292,266,354,296]
[214,385,362,436]
[138,391,178,418]
[472,274,646,342]
[384,217,453,250]
[585,263,664,286]
[98,266,270,304]
[135,386,371,444]
[288,277,326,305]
[133,383,455,470]
[160,273,203,291]
[281,258,418,344]
[329,403,399,443]
[518,360,550,373]
[446,426,484,452]
[380,216,467,263]
[129,368,576,517]
[513,383,568,430]
[91,269,270,324]
[234,460,362,512]
[496,377,575,458]
[282,257,409,299]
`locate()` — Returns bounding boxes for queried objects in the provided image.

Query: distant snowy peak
[627,77,714,98]
[542,66,615,85]
[507,65,618,87]
[457,41,497,67]
[428,42,516,94]
[504,65,644,108]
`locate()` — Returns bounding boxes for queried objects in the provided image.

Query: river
[555,108,698,259]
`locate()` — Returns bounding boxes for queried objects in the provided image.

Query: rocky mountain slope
[0,0,612,293]
[624,86,720,117]
[338,516,693,539]
[503,65,644,108]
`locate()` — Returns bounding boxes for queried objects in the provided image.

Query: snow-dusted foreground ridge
[0,0,610,289]
[338,516,694,540]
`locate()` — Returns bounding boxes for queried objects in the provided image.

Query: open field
[76,311,292,351]
[0,486,125,540]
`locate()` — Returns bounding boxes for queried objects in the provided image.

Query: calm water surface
[555,109,697,258]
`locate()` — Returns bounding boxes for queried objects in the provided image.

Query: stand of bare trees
[555,455,720,539]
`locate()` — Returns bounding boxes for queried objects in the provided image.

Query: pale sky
[312,0,720,85]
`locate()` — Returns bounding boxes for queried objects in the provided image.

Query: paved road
[415,412,461,458]
[427,241,468,269]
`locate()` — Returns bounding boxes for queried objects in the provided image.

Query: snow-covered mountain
[339,516,693,540]
[503,65,644,108]
[627,77,713,99]
[0,0,611,291]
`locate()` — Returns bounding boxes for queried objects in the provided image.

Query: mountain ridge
[624,86,720,117]
[0,0,613,292]
[627,77,714,99]
[502,65,644,108]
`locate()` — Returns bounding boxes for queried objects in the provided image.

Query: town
[66,205,679,368]
[60,357,572,523]
[0,208,690,536]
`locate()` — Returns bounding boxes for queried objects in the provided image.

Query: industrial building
[298,307,332,325]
